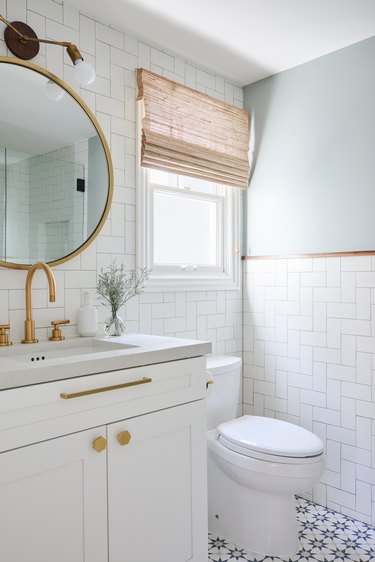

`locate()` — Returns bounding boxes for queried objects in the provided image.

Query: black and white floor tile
[208,497,375,562]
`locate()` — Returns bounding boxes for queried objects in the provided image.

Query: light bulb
[74,58,96,86]
[44,79,65,101]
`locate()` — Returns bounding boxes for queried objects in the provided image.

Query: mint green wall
[244,36,375,256]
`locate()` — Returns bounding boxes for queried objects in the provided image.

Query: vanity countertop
[0,334,212,391]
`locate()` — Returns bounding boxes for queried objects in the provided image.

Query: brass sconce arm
[0,14,95,83]
[0,15,26,39]
[0,14,82,64]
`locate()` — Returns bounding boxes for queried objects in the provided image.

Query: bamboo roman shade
[136,68,250,189]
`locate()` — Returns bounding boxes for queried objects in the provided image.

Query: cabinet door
[108,400,207,562]
[0,428,108,562]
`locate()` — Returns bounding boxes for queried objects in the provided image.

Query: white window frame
[136,103,240,292]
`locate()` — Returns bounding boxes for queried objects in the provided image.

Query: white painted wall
[243,256,375,526]
[0,0,242,358]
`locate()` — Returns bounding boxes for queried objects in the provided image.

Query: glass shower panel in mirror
[5,150,32,264]
[2,146,86,264]
[0,148,5,261]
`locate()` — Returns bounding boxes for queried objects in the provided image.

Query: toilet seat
[208,430,325,482]
[217,415,324,464]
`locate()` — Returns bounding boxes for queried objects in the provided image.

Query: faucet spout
[22,262,56,344]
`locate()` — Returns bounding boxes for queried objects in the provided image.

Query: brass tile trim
[242,249,375,260]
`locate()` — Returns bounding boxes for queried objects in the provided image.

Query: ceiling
[72,0,375,86]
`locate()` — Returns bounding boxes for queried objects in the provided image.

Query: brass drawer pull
[60,377,152,399]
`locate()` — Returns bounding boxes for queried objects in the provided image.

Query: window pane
[178,174,226,197]
[153,189,221,266]
[149,168,178,187]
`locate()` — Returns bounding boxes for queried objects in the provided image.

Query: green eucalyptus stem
[97,261,151,318]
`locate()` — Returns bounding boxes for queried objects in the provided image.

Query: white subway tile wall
[0,0,242,352]
[243,257,375,526]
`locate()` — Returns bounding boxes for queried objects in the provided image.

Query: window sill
[144,272,241,292]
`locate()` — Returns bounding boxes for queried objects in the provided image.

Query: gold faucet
[22,262,56,344]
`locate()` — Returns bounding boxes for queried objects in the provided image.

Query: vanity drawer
[0,356,206,452]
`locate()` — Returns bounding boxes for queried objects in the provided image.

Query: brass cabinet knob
[92,436,107,453]
[49,319,70,341]
[0,323,12,346]
[117,430,131,446]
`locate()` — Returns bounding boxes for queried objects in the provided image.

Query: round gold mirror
[0,57,113,269]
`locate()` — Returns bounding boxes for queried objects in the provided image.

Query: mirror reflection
[0,60,111,267]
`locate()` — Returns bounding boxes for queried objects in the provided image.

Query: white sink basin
[1,338,137,364]
[0,334,212,391]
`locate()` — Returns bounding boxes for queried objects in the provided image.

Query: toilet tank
[206,355,242,430]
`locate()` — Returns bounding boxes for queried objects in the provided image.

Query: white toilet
[206,355,326,558]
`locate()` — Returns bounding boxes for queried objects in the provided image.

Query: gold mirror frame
[0,57,113,270]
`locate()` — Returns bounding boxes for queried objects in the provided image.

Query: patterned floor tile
[208,497,375,562]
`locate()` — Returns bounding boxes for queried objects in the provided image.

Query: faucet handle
[49,319,70,341]
[0,324,12,346]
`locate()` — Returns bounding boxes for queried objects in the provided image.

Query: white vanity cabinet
[108,400,207,562]
[0,427,108,562]
[0,356,208,562]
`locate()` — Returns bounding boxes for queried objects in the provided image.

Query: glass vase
[104,312,125,336]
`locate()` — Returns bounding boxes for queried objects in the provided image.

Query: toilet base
[208,448,299,557]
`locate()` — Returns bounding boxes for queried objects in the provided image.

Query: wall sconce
[0,15,96,85]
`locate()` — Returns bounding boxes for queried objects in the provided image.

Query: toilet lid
[206,355,242,375]
[217,415,324,458]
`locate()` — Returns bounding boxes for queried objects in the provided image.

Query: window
[137,166,240,291]
[136,69,247,290]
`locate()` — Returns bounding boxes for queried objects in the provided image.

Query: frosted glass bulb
[44,79,64,101]
[74,58,96,85]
